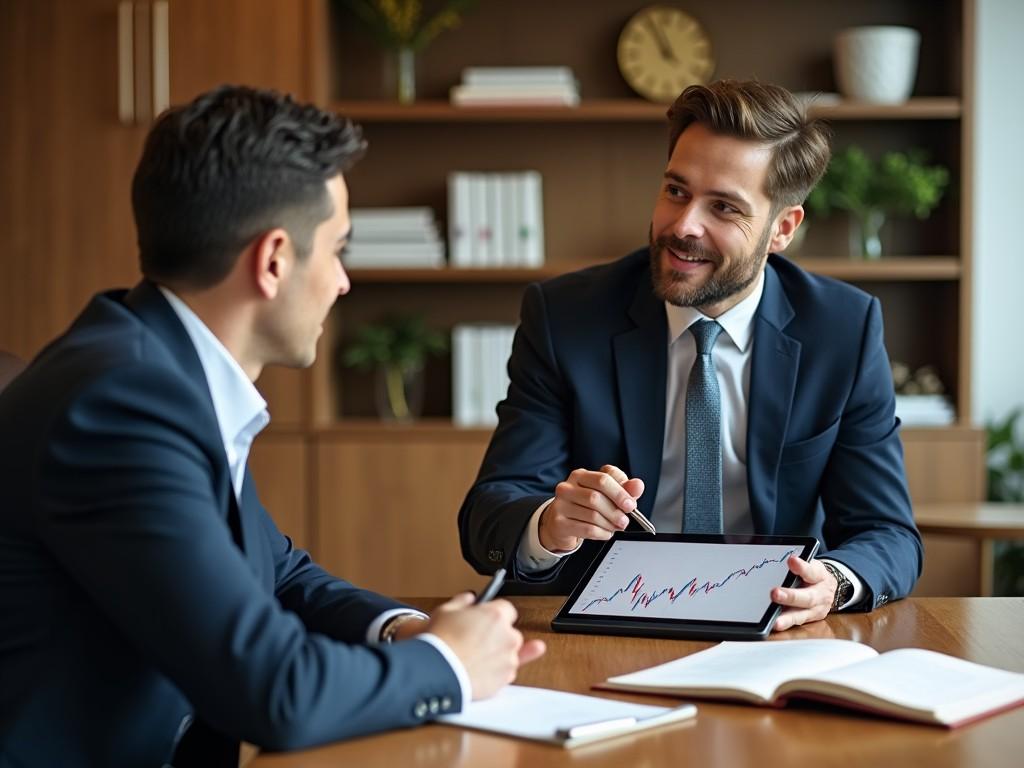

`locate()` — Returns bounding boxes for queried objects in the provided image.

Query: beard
[648,222,771,309]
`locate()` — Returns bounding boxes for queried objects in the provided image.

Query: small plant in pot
[805,146,949,259]
[341,314,447,421]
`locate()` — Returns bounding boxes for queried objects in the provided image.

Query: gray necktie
[683,320,724,534]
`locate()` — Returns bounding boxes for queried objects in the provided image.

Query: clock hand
[645,17,677,63]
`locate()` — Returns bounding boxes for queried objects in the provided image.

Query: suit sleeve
[458,282,576,583]
[36,363,461,750]
[819,297,923,608]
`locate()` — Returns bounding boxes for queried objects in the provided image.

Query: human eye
[664,183,686,199]
[713,200,740,214]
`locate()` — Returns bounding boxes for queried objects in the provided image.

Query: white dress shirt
[514,272,862,608]
[159,287,471,703]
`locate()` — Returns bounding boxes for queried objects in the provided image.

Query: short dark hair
[132,85,366,289]
[667,80,832,211]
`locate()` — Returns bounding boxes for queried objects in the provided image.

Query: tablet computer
[551,533,820,641]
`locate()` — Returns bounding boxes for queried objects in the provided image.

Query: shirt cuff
[415,633,472,710]
[515,498,583,573]
[819,558,864,610]
[366,608,428,644]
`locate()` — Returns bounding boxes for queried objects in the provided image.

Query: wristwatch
[380,613,425,643]
[822,561,853,612]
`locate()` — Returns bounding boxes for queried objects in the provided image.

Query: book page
[437,685,694,747]
[783,648,1024,724]
[605,640,878,703]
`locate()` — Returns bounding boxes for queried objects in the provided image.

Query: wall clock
[617,5,715,104]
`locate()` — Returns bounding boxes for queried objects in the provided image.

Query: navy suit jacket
[459,250,922,605]
[0,282,461,768]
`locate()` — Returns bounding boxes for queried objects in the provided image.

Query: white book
[349,206,435,223]
[462,66,577,86]
[502,174,521,267]
[519,171,544,267]
[451,325,475,427]
[452,83,579,98]
[438,685,695,748]
[451,86,580,108]
[447,172,472,267]
[468,174,491,266]
[487,174,505,267]
[600,640,1024,728]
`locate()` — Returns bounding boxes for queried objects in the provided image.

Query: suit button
[413,701,428,718]
[428,697,440,714]
[441,696,453,711]
[488,549,504,563]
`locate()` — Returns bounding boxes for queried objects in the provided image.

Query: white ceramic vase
[834,26,921,103]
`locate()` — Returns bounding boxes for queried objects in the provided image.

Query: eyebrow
[663,172,752,210]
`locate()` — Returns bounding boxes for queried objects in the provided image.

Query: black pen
[474,567,507,604]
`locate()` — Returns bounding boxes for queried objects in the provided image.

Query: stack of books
[895,394,956,427]
[447,171,544,267]
[344,207,445,269]
[452,324,516,427]
[450,66,580,107]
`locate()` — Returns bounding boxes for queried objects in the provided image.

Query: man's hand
[538,465,645,552]
[770,556,836,632]
[425,592,546,700]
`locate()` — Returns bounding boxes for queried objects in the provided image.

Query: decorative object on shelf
[891,361,953,426]
[341,314,448,421]
[448,170,544,267]
[834,26,920,104]
[806,146,949,259]
[986,408,1024,596]
[346,0,477,104]
[617,5,714,104]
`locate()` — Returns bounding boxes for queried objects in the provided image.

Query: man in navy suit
[0,86,543,768]
[459,80,922,628]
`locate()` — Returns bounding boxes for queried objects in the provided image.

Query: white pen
[628,507,657,535]
[555,715,637,740]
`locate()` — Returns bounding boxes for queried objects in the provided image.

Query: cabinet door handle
[151,0,169,117]
[117,1,135,124]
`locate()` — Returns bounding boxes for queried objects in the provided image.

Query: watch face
[617,6,715,104]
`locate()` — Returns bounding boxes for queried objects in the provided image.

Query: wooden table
[915,503,1024,595]
[250,597,1024,768]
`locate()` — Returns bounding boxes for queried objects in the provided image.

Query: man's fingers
[569,469,637,514]
[773,585,820,609]
[599,464,629,484]
[518,639,546,665]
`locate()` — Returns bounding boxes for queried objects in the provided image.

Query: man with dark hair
[0,85,543,768]
[459,80,922,628]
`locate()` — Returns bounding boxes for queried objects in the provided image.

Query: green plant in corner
[986,408,1024,595]
[342,314,447,421]
[805,146,950,259]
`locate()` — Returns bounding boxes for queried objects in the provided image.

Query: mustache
[654,235,720,263]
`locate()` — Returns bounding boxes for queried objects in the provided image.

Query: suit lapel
[747,263,800,533]
[613,271,668,519]
[122,281,249,553]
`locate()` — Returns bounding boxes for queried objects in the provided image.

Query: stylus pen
[474,567,507,604]
[629,508,657,535]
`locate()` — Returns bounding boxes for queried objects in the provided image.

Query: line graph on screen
[569,540,801,622]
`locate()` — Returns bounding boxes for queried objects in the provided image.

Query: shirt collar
[664,268,765,353]
[158,286,269,449]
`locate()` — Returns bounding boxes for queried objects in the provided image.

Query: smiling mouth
[665,245,714,271]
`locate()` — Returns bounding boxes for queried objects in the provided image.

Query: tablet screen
[553,533,820,640]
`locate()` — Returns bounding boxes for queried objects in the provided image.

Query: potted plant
[987,409,1024,596]
[341,314,448,421]
[346,0,477,103]
[805,146,949,259]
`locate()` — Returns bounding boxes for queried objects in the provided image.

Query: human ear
[252,228,292,300]
[768,205,805,253]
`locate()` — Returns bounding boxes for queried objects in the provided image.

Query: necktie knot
[689,320,723,356]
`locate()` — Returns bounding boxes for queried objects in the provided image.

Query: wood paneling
[314,432,490,597]
[249,434,310,551]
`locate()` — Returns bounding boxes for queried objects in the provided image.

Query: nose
[671,202,706,240]
[336,261,351,296]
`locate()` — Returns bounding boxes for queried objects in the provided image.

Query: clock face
[617,6,715,104]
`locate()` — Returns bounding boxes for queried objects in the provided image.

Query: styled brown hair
[667,80,832,211]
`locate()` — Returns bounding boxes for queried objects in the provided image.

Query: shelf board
[330,98,961,123]
[346,257,961,284]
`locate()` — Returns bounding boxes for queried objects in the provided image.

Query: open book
[437,685,695,748]
[599,639,1024,728]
